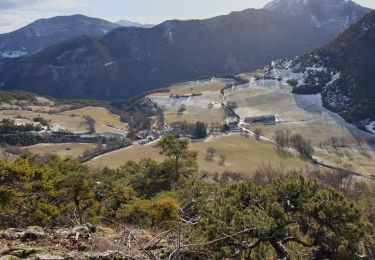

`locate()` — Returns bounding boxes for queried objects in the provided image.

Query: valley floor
[87,133,309,174]
[2,75,374,179]
[145,76,375,177]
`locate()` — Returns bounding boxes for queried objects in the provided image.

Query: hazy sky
[0,0,374,33]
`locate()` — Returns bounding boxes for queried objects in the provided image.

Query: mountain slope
[0,0,369,100]
[262,11,375,131]
[0,15,120,58]
[116,20,155,28]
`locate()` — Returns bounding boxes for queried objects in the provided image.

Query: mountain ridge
[116,20,155,28]
[0,1,370,100]
[0,14,121,58]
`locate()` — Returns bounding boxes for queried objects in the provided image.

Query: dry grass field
[0,109,86,132]
[229,81,374,146]
[22,143,96,159]
[149,80,227,125]
[151,79,227,97]
[61,106,127,134]
[87,134,309,174]
[314,147,375,177]
[0,106,127,134]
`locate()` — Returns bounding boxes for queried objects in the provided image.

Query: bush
[116,197,179,226]
[150,198,179,224]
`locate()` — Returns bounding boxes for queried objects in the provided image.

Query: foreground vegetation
[1,135,374,259]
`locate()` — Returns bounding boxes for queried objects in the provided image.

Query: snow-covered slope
[116,20,155,28]
[258,10,375,132]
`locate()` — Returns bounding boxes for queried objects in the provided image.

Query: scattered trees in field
[194,121,207,139]
[219,154,226,166]
[226,101,238,109]
[274,129,314,159]
[156,108,165,129]
[274,129,288,150]
[290,133,314,159]
[33,116,51,128]
[178,104,187,114]
[0,118,42,134]
[205,147,216,161]
[0,135,374,259]
[83,116,96,133]
[254,128,262,141]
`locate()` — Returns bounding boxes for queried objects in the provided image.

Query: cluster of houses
[135,128,174,145]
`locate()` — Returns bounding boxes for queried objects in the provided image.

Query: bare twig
[145,229,172,249]
[182,228,258,248]
[100,217,155,260]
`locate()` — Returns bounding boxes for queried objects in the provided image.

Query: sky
[0,0,374,33]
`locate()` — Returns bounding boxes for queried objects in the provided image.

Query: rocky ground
[0,224,174,259]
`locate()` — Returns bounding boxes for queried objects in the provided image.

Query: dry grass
[0,110,86,132]
[61,106,127,134]
[314,147,375,177]
[229,84,374,146]
[0,106,127,134]
[87,134,309,174]
[164,109,225,125]
[151,80,226,97]
[23,143,96,159]
[149,82,225,125]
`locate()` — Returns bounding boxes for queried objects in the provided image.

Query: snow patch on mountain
[261,55,341,89]
[364,121,375,134]
[0,50,28,58]
[257,54,359,121]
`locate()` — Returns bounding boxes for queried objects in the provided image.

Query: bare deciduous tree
[254,128,262,141]
[219,154,226,166]
[206,147,217,161]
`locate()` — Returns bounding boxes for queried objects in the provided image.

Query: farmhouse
[245,115,276,125]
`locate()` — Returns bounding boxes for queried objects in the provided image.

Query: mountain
[261,10,375,131]
[116,20,155,28]
[0,0,369,100]
[264,0,368,33]
[0,15,121,58]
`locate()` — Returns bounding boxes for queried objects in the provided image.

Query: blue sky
[0,0,374,33]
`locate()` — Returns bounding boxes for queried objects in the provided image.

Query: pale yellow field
[22,143,96,159]
[152,80,226,97]
[87,134,309,174]
[164,108,225,125]
[0,110,86,132]
[0,106,127,134]
[314,147,375,177]
[61,106,127,134]
[149,80,226,125]
[230,84,374,146]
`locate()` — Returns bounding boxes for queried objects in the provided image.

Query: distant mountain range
[0,15,121,58]
[0,0,370,100]
[262,10,375,129]
[116,20,155,28]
